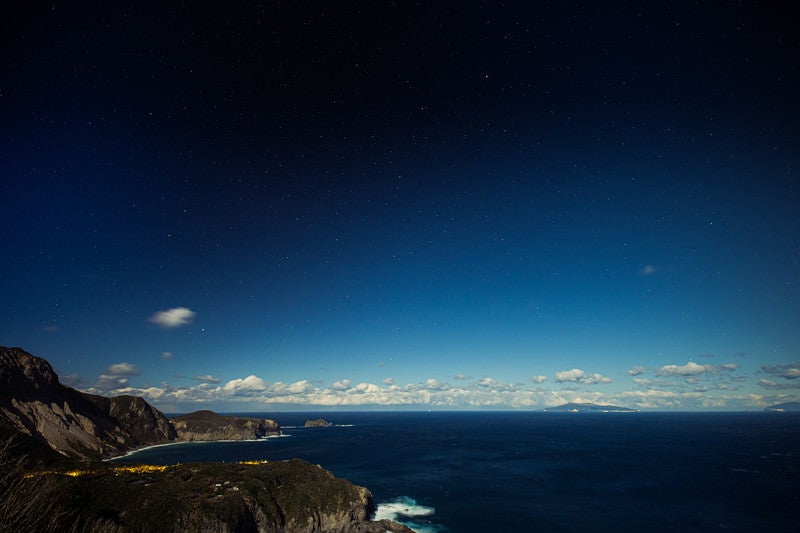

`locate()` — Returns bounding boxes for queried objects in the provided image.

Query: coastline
[103,434,289,462]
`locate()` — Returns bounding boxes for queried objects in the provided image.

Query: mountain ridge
[1,346,177,459]
[764,401,800,412]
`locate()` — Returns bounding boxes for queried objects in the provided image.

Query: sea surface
[112,412,799,532]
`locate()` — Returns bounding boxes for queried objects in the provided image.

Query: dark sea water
[112,412,799,532]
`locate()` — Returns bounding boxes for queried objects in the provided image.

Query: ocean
[111,412,799,532]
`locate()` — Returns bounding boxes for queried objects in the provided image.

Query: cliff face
[171,410,281,441]
[82,393,177,443]
[0,347,175,459]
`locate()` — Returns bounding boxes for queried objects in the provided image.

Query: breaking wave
[374,496,443,532]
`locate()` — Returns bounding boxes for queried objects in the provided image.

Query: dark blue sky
[2,2,798,410]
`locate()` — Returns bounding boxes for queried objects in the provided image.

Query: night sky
[2,2,798,411]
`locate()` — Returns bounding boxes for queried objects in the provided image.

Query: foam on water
[375,496,443,532]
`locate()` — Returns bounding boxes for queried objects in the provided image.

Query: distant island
[0,346,412,532]
[543,402,638,413]
[764,401,800,412]
[305,418,333,427]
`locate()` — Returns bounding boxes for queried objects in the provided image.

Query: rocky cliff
[172,410,280,441]
[0,347,175,460]
[0,347,414,532]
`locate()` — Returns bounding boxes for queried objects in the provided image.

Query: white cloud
[381,378,394,386]
[353,382,381,394]
[454,374,469,380]
[424,378,451,391]
[658,361,707,376]
[161,351,174,360]
[554,368,612,384]
[554,368,584,382]
[288,380,312,394]
[92,374,130,392]
[331,379,352,391]
[194,374,221,384]
[530,375,547,384]
[657,361,738,377]
[105,362,139,376]
[223,375,267,393]
[149,307,196,328]
[627,366,646,376]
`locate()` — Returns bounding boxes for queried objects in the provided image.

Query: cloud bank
[78,356,791,411]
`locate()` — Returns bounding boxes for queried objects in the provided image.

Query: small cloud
[424,378,451,391]
[42,325,60,333]
[758,378,800,390]
[288,380,312,394]
[193,374,221,384]
[223,375,267,393]
[657,361,738,377]
[105,362,139,376]
[530,375,547,383]
[331,379,352,391]
[353,382,381,394]
[760,364,800,380]
[454,374,470,381]
[640,264,656,276]
[627,366,646,376]
[92,372,133,392]
[554,368,612,384]
[149,307,196,328]
[382,377,395,386]
[161,351,174,360]
[478,377,499,387]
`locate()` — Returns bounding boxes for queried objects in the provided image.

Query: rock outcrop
[304,418,333,428]
[0,347,175,460]
[172,410,281,441]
